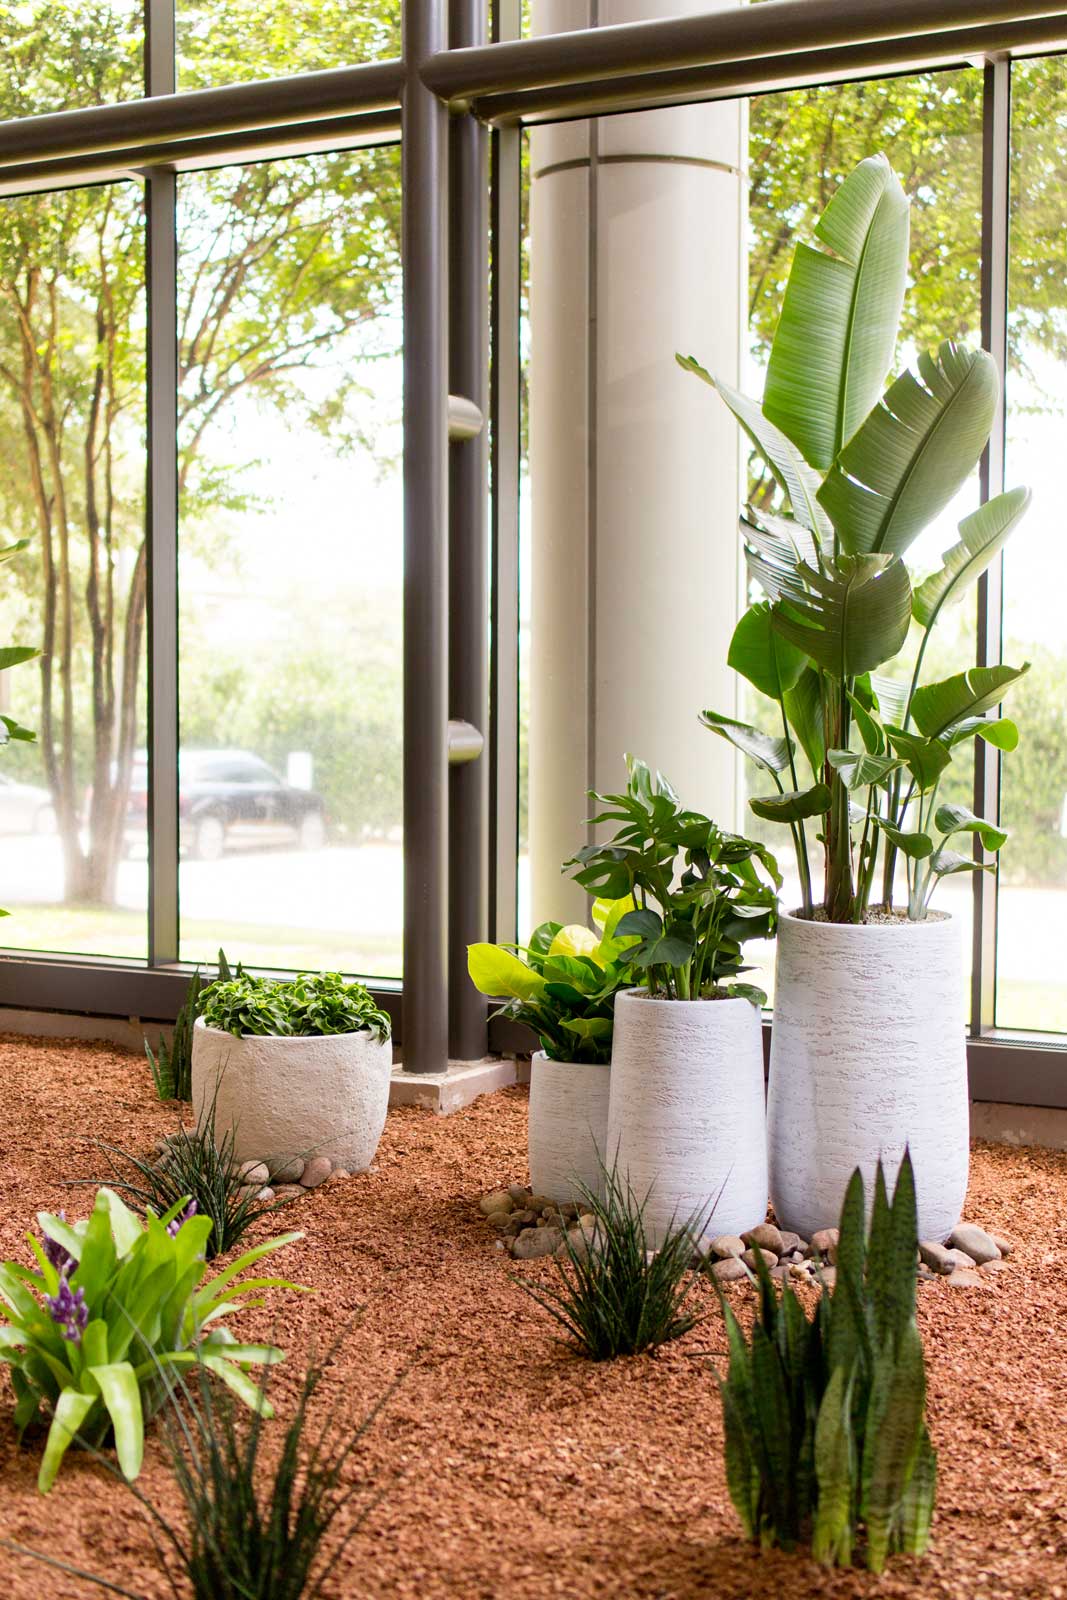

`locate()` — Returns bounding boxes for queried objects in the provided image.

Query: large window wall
[0,0,1064,1093]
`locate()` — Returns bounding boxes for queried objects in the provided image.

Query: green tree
[0,3,401,904]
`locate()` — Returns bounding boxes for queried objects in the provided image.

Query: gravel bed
[0,1035,1065,1598]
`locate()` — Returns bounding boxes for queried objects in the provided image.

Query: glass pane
[743,68,984,1005]
[0,181,147,957]
[999,54,1067,1032]
[176,1,401,89]
[0,3,142,114]
[176,145,403,976]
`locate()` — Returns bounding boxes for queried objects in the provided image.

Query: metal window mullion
[145,0,179,967]
[447,0,490,1062]
[402,0,451,1071]
[973,54,1011,1037]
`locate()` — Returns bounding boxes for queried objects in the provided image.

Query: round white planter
[191,1018,392,1173]
[767,911,969,1242]
[527,1051,611,1205]
[606,989,768,1247]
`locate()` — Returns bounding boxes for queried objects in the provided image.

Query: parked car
[0,773,56,835]
[126,749,328,861]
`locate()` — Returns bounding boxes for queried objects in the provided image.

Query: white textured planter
[527,1051,611,1204]
[191,1019,392,1173]
[607,989,768,1247]
[768,911,969,1242]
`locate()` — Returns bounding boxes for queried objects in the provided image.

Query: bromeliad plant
[0,1186,303,1492]
[467,897,636,1063]
[199,969,391,1043]
[564,756,780,1004]
[717,1152,936,1572]
[680,153,1030,922]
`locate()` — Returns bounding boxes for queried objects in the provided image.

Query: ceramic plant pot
[606,988,768,1247]
[191,1018,392,1173]
[527,1050,611,1204]
[767,910,969,1242]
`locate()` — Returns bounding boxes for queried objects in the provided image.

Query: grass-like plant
[717,1151,936,1572]
[1,1349,391,1600]
[199,969,391,1042]
[146,950,236,1102]
[519,1161,706,1359]
[91,1092,286,1262]
[0,1186,303,1492]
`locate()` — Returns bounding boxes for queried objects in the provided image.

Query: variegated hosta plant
[680,153,1030,921]
[0,1186,304,1492]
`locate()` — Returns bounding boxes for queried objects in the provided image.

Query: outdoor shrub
[717,1151,936,1571]
[467,896,636,1063]
[199,969,391,1042]
[0,1186,304,1491]
[92,1091,287,1262]
[520,1161,706,1359]
[565,755,780,1003]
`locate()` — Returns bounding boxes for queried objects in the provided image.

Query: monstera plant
[680,152,1029,925]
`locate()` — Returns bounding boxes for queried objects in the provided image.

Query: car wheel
[194,814,226,862]
[34,804,57,836]
[298,811,326,852]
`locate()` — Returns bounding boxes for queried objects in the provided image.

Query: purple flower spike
[45,1279,89,1345]
[41,1212,74,1278]
[167,1198,198,1239]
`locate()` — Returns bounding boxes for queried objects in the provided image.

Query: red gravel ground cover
[0,1033,1065,1599]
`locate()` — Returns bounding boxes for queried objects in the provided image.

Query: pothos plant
[679,153,1030,923]
[565,757,780,1005]
[467,898,635,1063]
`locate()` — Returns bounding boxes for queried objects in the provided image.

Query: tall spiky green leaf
[864,1324,927,1575]
[812,1365,856,1567]
[895,1425,937,1556]
[819,341,998,562]
[764,153,909,472]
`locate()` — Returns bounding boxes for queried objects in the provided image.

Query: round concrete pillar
[528,0,746,928]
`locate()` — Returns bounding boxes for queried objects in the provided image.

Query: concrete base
[970,1099,1067,1152]
[389,1056,529,1115]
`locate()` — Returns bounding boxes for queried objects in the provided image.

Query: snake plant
[716,1151,936,1572]
[681,153,1030,921]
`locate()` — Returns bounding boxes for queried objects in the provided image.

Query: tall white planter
[527,1051,611,1204]
[607,989,768,1247]
[191,1019,392,1173]
[768,911,969,1242]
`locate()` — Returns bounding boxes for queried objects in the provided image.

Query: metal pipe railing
[420,0,1067,103]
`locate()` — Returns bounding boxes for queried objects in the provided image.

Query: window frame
[0,0,1061,1101]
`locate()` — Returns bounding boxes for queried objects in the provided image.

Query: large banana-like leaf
[763,153,909,473]
[728,601,808,701]
[770,554,913,681]
[818,341,998,561]
[782,665,825,780]
[912,486,1031,628]
[699,709,793,774]
[910,662,1030,738]
[677,356,831,537]
[749,784,831,823]
[741,509,819,600]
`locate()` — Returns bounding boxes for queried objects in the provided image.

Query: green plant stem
[780,698,813,915]
[825,682,854,921]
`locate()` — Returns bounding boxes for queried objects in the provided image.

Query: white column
[528,0,746,928]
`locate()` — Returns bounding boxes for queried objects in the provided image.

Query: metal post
[447,0,490,1062]
[973,54,1011,1036]
[402,0,451,1070]
[145,0,179,966]
[488,0,522,948]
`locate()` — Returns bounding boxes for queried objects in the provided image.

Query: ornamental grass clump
[717,1151,936,1572]
[91,1091,286,1261]
[0,1185,304,1491]
[145,950,235,1102]
[519,1161,707,1359]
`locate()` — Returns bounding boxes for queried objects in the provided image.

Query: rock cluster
[479,1188,1015,1291]
[153,1136,348,1203]
[479,1185,598,1260]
